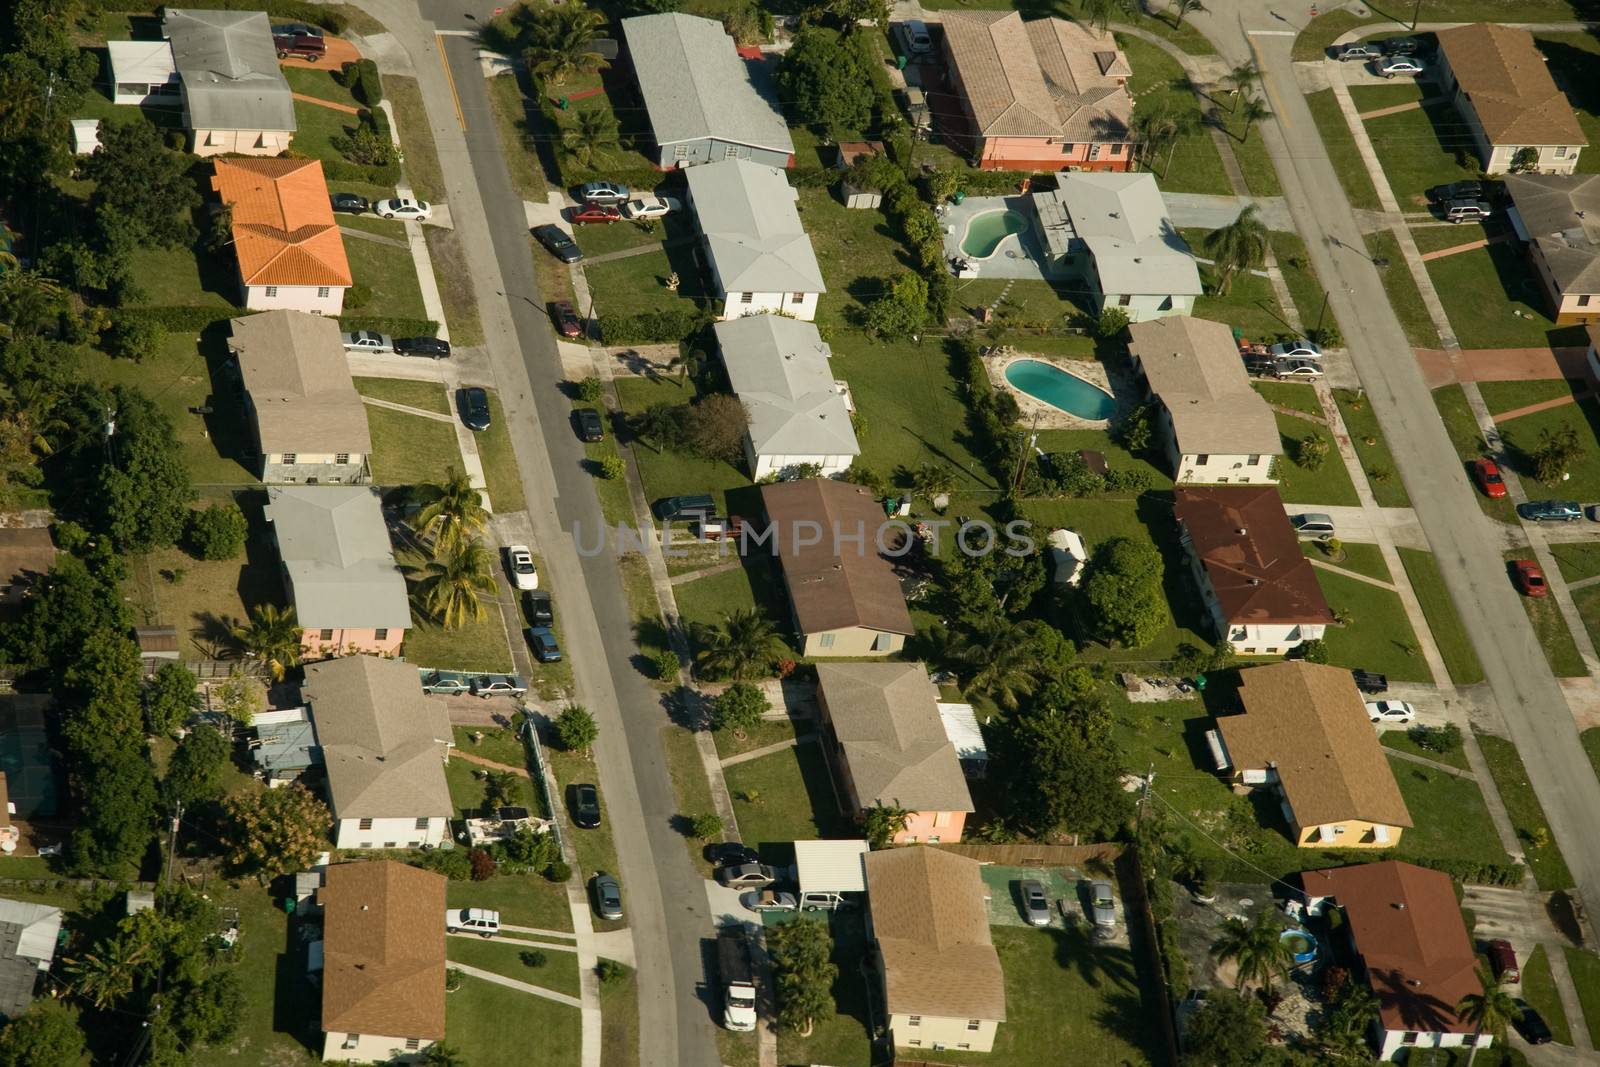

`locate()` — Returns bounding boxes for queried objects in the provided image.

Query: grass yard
[449,973,580,1067]
[447,873,572,933]
[1495,393,1600,503]
[1357,89,1481,212]
[1291,9,1371,61]
[1419,239,1588,350]
[454,723,531,772]
[1268,231,1322,328]
[1563,947,1600,1050]
[1181,228,1299,341]
[478,389,528,513]
[1569,585,1600,657]
[573,215,682,259]
[1433,385,1518,524]
[1118,35,1230,196]
[1254,381,1322,416]
[345,236,427,322]
[124,513,282,640]
[364,406,461,487]
[401,562,516,673]
[1336,389,1412,508]
[1514,581,1588,678]
[1519,945,1574,1046]
[1226,117,1283,199]
[583,246,706,322]
[545,745,623,892]
[282,65,359,106]
[675,561,796,661]
[444,757,542,820]
[1314,568,1431,682]
[127,245,239,309]
[1307,540,1391,582]
[1380,728,1471,772]
[1476,379,1580,418]
[487,73,549,203]
[723,743,853,850]
[661,721,721,867]
[1033,425,1172,489]
[214,883,323,1062]
[801,184,916,336]
[446,936,582,998]
[1303,89,1381,212]
[773,912,872,1067]
[1551,542,1600,584]
[289,95,357,169]
[1366,231,1441,348]
[1473,732,1574,890]
[424,227,486,347]
[600,959,641,1067]
[387,75,445,204]
[1396,547,1484,685]
[353,376,449,413]
[1275,410,1361,507]
[713,715,809,762]
[612,377,753,514]
[585,434,636,528]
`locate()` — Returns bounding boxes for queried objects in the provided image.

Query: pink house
[816,663,974,844]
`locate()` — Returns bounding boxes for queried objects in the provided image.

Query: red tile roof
[211,157,352,288]
[1174,486,1334,627]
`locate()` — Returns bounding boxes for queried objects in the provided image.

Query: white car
[1365,700,1416,725]
[341,330,394,353]
[376,197,432,221]
[1268,338,1323,360]
[506,544,538,590]
[621,195,681,220]
[445,908,500,937]
[1375,57,1424,78]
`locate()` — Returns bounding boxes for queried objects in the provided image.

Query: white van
[445,908,500,938]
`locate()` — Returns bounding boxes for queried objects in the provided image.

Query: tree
[162,724,230,809]
[947,616,1044,711]
[103,314,163,363]
[231,603,301,681]
[1077,0,1136,33]
[911,461,957,508]
[185,501,247,560]
[999,704,1130,837]
[683,393,749,464]
[221,784,330,876]
[81,119,199,249]
[411,538,498,630]
[693,608,784,680]
[1315,979,1378,1062]
[860,805,910,849]
[1235,95,1271,142]
[213,668,263,727]
[1131,98,1193,178]
[1300,638,1330,663]
[63,926,156,1010]
[1227,62,1261,100]
[1532,425,1584,483]
[577,376,605,404]
[561,108,620,169]
[0,409,44,510]
[599,457,623,480]
[92,386,195,551]
[3,550,131,673]
[1095,306,1130,339]
[415,468,489,553]
[635,402,686,453]
[1456,970,1520,1066]
[687,812,723,839]
[712,682,768,733]
[767,918,837,1036]
[1296,431,1330,471]
[1081,536,1166,648]
[778,28,875,136]
[519,6,607,86]
[1210,909,1293,992]
[144,662,197,736]
[554,704,599,754]
[1172,0,1207,28]
[1116,400,1156,454]
[0,1001,86,1067]
[1202,204,1268,295]
[422,1043,471,1067]
[865,273,928,338]
[1181,988,1266,1066]
[1509,147,1539,174]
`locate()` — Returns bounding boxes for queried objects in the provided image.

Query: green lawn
[713,716,809,762]
[1336,389,1412,508]
[1563,946,1600,1050]
[444,757,542,820]
[584,434,637,528]
[345,235,427,322]
[447,873,572,933]
[1307,540,1391,583]
[1268,231,1322,328]
[1516,583,1588,678]
[583,245,706,321]
[1569,585,1600,657]
[123,505,283,638]
[773,912,873,1067]
[723,742,854,850]
[1473,732,1574,890]
[478,389,528,514]
[282,65,360,106]
[1226,114,1283,199]
[424,227,486,348]
[1117,35,1230,196]
[1433,385,1518,524]
[290,94,359,168]
[1253,381,1322,417]
[1182,229,1298,341]
[216,883,323,1061]
[1275,410,1361,507]
[364,406,461,487]
[1366,231,1441,348]
[1380,728,1471,772]
[1495,393,1600,503]
[1552,542,1600,584]
[573,215,680,259]
[353,376,449,413]
[1314,568,1431,682]
[454,723,530,771]
[486,73,548,203]
[1420,239,1588,350]
[1357,89,1481,212]
[675,561,796,661]
[449,971,580,1067]
[1520,945,1574,1046]
[1476,379,1580,418]
[545,745,622,896]
[127,245,239,309]
[1408,224,1493,256]
[600,958,641,1067]
[1303,89,1381,212]
[1291,9,1371,61]
[1396,548,1485,686]
[612,377,754,514]
[801,183,917,336]
[446,936,582,998]
[387,75,445,204]
[401,560,515,673]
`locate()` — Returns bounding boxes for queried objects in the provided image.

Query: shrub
[468,849,497,881]
[712,682,767,733]
[598,306,709,345]
[1408,722,1463,754]
[598,456,625,480]
[554,705,599,752]
[1296,432,1330,471]
[338,315,440,337]
[332,123,400,168]
[596,959,630,986]
[651,649,681,681]
[186,502,248,561]
[1299,639,1330,664]
[576,377,605,404]
[520,950,548,968]
[115,306,246,332]
[416,847,472,881]
[344,282,372,311]
[545,859,572,882]
[687,812,723,840]
[1095,306,1130,339]
[104,314,163,362]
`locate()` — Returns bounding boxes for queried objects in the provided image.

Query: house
[1504,173,1600,325]
[1434,23,1586,175]
[318,860,446,1062]
[211,158,352,315]
[107,39,180,106]
[231,311,372,484]
[300,657,453,851]
[620,13,793,170]
[0,528,55,606]
[0,899,62,1023]
[941,11,1133,173]
[1032,175,1203,321]
[1127,316,1282,482]
[1213,662,1412,849]
[816,663,974,843]
[864,847,1006,1053]
[165,8,296,156]
[264,485,410,658]
[252,707,320,784]
[684,159,826,321]
[1173,486,1334,654]
[1300,861,1487,1061]
[713,315,859,479]
[760,478,914,657]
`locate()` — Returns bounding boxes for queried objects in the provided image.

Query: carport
[793,839,869,909]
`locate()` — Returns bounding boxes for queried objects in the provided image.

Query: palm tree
[1227,62,1261,103]
[1202,204,1269,295]
[1209,910,1292,993]
[415,468,488,555]
[520,7,608,87]
[1172,0,1207,27]
[635,403,683,453]
[411,538,498,630]
[64,929,158,1010]
[948,617,1041,711]
[693,608,784,681]
[561,108,620,170]
[1456,970,1521,1066]
[1236,96,1271,142]
[912,462,958,509]
[483,769,518,811]
[232,603,302,681]
[1076,0,1126,33]
[1131,99,1194,178]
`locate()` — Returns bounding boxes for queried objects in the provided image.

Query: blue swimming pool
[960,209,1028,258]
[1003,359,1116,420]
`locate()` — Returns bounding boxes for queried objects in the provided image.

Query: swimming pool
[1004,359,1116,420]
[960,209,1029,259]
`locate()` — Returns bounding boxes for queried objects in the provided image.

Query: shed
[794,839,870,894]
[841,182,882,210]
[136,625,180,660]
[251,707,321,782]
[937,702,988,777]
[125,890,155,917]
[70,119,101,155]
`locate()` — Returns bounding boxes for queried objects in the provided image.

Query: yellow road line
[437,35,466,131]
[1250,37,1290,131]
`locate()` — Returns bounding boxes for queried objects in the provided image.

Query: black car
[1426,180,1482,204]
[525,625,562,662]
[271,21,324,37]
[705,842,761,868]
[1512,1000,1552,1045]
[1378,36,1420,55]
[457,387,491,431]
[1351,669,1389,695]
[394,336,451,359]
[533,224,583,264]
[653,494,716,521]
[330,193,370,215]
[571,783,602,829]
[574,407,605,442]
[522,589,554,627]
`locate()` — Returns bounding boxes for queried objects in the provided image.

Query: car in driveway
[523,590,554,627]
[1365,700,1416,725]
[592,872,623,921]
[341,330,393,353]
[896,19,934,56]
[1375,56,1424,78]
[578,181,630,204]
[533,224,582,264]
[273,29,325,58]
[1427,181,1484,204]
[574,407,605,442]
[1511,559,1548,597]
[1019,880,1051,927]
[1469,458,1507,498]
[505,544,539,590]
[471,675,527,698]
[1272,358,1325,379]
[743,889,798,913]
[653,494,716,521]
[375,198,432,221]
[1291,513,1336,538]
[525,626,562,662]
[1442,199,1493,223]
[395,336,451,359]
[1378,35,1422,55]
[329,192,369,215]
[1268,338,1322,360]
[571,202,623,224]
[705,842,761,867]
[1486,939,1520,983]
[570,783,602,829]
[1331,41,1383,61]
[550,300,584,338]
[621,195,681,220]
[1519,499,1583,522]
[456,386,491,431]
[1085,880,1116,927]
[1513,1000,1552,1045]
[420,670,472,695]
[716,863,777,889]
[1243,355,1278,377]
[445,908,500,937]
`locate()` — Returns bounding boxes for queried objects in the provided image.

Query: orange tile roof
[211,158,352,288]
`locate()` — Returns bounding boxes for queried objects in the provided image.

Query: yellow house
[1212,662,1412,849]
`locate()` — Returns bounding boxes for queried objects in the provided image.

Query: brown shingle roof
[1437,23,1587,148]
[1505,173,1600,294]
[1174,487,1334,627]
[1127,316,1282,458]
[1299,861,1481,1036]
[0,529,55,594]
[211,158,352,288]
[1219,662,1412,831]
[760,479,914,638]
[231,310,371,456]
[319,860,446,1040]
[865,847,1006,1022]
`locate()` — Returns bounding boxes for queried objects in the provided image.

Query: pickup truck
[1351,670,1389,695]
[718,928,757,1032]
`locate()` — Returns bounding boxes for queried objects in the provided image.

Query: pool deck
[985,349,1124,429]
[941,195,1066,282]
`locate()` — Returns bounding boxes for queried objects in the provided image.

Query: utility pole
[1010,411,1042,492]
[1315,290,1329,341]
[1411,0,1423,32]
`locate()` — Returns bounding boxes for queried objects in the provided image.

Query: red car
[550,300,583,338]
[571,202,622,224]
[1470,458,1507,498]
[1511,559,1547,597]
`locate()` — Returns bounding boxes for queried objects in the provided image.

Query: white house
[211,157,352,316]
[107,39,180,106]
[165,8,296,156]
[684,158,826,321]
[1435,23,1586,176]
[713,314,859,478]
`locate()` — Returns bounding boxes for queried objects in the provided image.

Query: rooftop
[684,159,825,295]
[211,158,351,289]
[1173,486,1335,627]
[793,839,870,893]
[1032,175,1203,296]
[0,898,62,1023]
[0,528,55,594]
[165,8,295,133]
[264,486,410,631]
[713,315,858,461]
[231,311,371,457]
[1505,173,1600,294]
[319,860,447,1041]
[1127,316,1282,457]
[1436,22,1586,148]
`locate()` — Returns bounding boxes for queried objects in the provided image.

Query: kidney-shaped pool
[1003,359,1116,420]
[960,209,1029,259]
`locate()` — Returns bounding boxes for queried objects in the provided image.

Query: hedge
[339,59,383,107]
[598,306,709,346]
[317,156,401,187]
[88,0,348,33]
[338,315,440,337]
[114,306,246,332]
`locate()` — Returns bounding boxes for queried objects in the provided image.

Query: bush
[651,649,681,681]
[712,682,767,733]
[1298,639,1330,664]
[468,849,497,881]
[596,959,630,986]
[1095,306,1130,339]
[520,950,548,968]
[104,314,163,362]
[598,456,625,480]
[185,502,248,560]
[340,59,384,106]
[415,847,472,881]
[687,812,723,840]
[86,0,347,33]
[332,123,400,168]
[576,377,605,404]
[545,859,572,882]
[115,306,245,332]
[1408,722,1463,754]
[598,306,710,345]
[1295,432,1330,471]
[344,282,372,311]
[338,315,440,337]
[554,705,599,752]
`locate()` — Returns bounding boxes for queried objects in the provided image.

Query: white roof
[108,39,178,84]
[937,703,988,763]
[793,839,869,893]
[713,315,859,460]
[1046,528,1087,585]
[0,899,61,965]
[1032,174,1202,297]
[70,119,101,155]
[685,160,826,294]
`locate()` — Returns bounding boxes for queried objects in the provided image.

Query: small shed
[106,39,178,106]
[70,119,101,156]
[251,707,320,783]
[136,625,180,660]
[937,701,988,778]
[836,141,887,210]
[125,890,155,917]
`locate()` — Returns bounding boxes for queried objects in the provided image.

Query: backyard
[723,741,854,851]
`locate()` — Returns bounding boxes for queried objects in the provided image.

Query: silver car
[1020,880,1051,927]
[593,872,623,921]
[341,330,394,353]
[1087,881,1116,926]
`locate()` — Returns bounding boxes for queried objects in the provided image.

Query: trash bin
[896,54,908,69]
[558,96,570,110]
[953,190,966,204]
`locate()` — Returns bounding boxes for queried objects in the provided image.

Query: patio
[941,195,1066,282]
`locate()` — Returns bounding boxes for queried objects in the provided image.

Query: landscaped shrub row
[598,306,710,346]
[86,0,348,33]
[337,59,384,107]
[115,306,248,332]
[315,155,401,187]
[338,315,440,337]
[953,337,1022,486]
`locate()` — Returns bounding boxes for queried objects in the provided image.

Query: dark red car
[571,202,622,224]
[550,300,583,338]
[1511,559,1547,597]
[1470,458,1507,498]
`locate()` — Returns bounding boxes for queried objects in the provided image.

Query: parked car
[526,626,562,662]
[523,590,554,627]
[1588,504,1600,523]
[1427,180,1483,204]
[1469,458,1507,498]
[1511,559,1548,597]
[1378,36,1421,55]
[716,863,778,889]
[1513,1000,1552,1045]
[571,203,623,225]
[578,181,630,204]
[456,386,491,431]
[1486,939,1520,983]
[273,30,325,58]
[896,19,934,56]
[550,300,584,338]
[341,330,394,353]
[395,336,451,359]
[445,908,500,937]
[471,675,527,698]
[1020,880,1051,927]
[1085,881,1116,927]
[1273,358,1325,379]
[1442,199,1493,223]
[506,545,539,590]
[1243,355,1278,377]
[1375,56,1425,78]
[1519,499,1583,522]
[1291,513,1336,538]
[621,195,681,220]
[533,224,583,264]
[592,872,623,921]
[1352,669,1389,694]
[574,407,605,442]
[1365,700,1416,725]
[329,192,369,214]
[421,671,472,695]
[271,21,324,38]
[653,494,716,521]
[705,842,761,867]
[1268,338,1323,360]
[743,889,798,913]
[375,198,432,221]
[1331,41,1383,61]
[570,783,602,829]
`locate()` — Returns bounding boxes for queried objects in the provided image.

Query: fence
[519,714,563,856]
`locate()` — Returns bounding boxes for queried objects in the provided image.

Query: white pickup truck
[718,927,757,1032]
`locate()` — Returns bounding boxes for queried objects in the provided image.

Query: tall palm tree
[1236,96,1272,142]
[521,7,608,87]
[411,538,498,630]
[232,603,302,681]
[693,608,784,681]
[64,929,158,1010]
[1076,0,1123,33]
[1209,910,1292,993]
[1202,204,1269,295]
[1172,0,1207,28]
[1131,99,1194,178]
[415,468,488,555]
[1227,62,1261,103]
[1456,970,1521,1066]
[948,617,1041,711]
[561,108,620,170]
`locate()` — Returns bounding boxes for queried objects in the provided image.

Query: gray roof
[253,708,321,774]
[1127,316,1282,457]
[165,8,295,133]
[232,311,371,456]
[685,160,826,294]
[621,14,793,156]
[713,315,859,460]
[0,899,60,1020]
[1506,173,1600,294]
[265,486,411,631]
[301,657,453,821]
[1033,175,1202,297]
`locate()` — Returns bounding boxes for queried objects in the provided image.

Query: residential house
[107,39,180,106]
[941,11,1133,172]
[1214,662,1412,848]
[0,899,62,1022]
[230,310,372,484]
[1434,23,1586,175]
[864,847,1006,1053]
[1032,174,1203,320]
[1504,173,1600,325]
[1127,315,1282,482]
[264,485,410,658]
[1173,486,1334,654]
[300,657,454,851]
[165,8,296,156]
[620,13,793,170]
[713,314,859,479]
[684,159,826,321]
[1300,861,1488,1061]
[318,860,446,1062]
[816,663,974,843]
[760,478,915,657]
[211,157,353,315]
[0,528,55,606]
